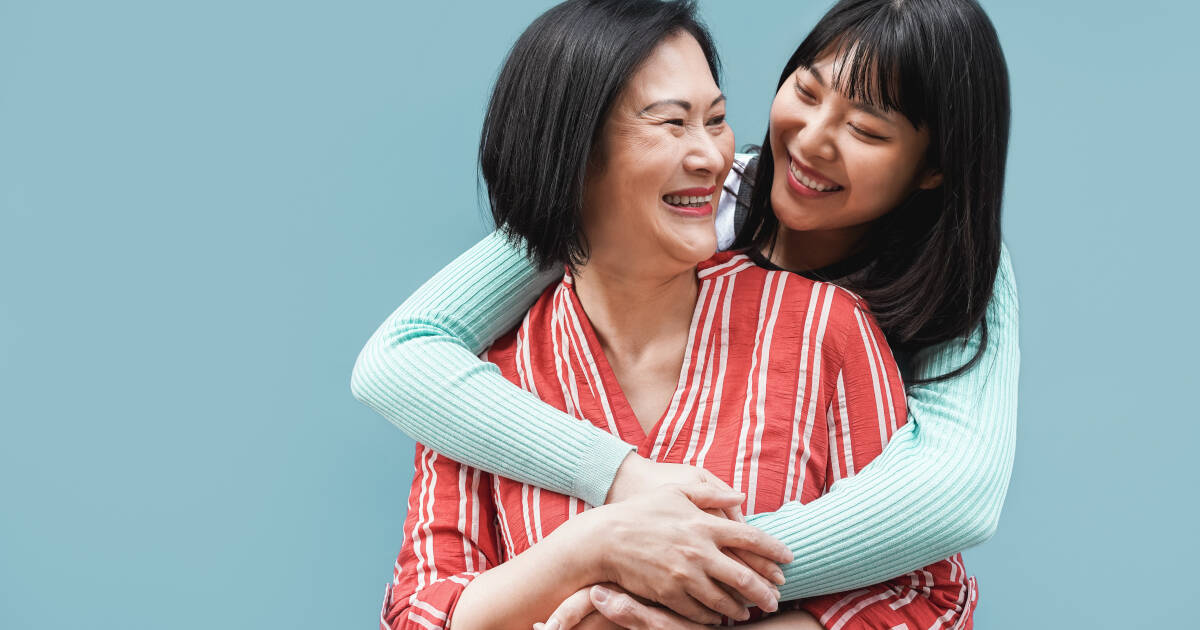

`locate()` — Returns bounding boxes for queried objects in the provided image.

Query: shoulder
[715,152,758,251]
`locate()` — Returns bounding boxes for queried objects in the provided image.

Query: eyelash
[664,115,726,127]
[794,79,815,100]
[849,124,887,141]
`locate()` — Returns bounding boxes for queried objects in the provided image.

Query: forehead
[619,32,720,105]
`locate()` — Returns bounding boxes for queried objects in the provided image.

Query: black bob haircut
[732,0,1011,382]
[480,0,720,270]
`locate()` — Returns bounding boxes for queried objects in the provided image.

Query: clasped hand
[537,456,794,629]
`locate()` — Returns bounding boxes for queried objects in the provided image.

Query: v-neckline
[559,272,708,454]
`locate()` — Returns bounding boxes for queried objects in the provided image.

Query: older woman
[379,2,974,629]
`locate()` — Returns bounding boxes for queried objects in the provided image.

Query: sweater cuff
[572,429,636,506]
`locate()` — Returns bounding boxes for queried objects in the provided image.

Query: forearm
[452,513,608,630]
[351,231,633,505]
[747,245,1019,599]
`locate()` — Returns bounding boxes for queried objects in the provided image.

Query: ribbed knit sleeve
[350,231,635,507]
[745,244,1019,599]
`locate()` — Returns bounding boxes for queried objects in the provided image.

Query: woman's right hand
[584,481,792,625]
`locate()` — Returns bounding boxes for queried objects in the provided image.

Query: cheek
[844,148,921,211]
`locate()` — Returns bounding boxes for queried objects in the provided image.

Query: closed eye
[848,123,888,141]
[794,77,816,101]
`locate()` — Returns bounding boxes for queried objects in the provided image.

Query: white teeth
[664,194,713,207]
[789,161,841,192]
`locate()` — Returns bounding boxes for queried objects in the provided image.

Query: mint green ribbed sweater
[351,231,1019,599]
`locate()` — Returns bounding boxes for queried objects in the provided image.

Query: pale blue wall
[2,1,1196,627]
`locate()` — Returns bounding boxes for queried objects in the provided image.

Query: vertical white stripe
[520,484,535,548]
[837,371,854,476]
[457,465,474,573]
[734,271,778,496]
[422,451,439,584]
[791,284,836,501]
[853,308,889,447]
[857,308,898,434]
[532,486,544,541]
[409,447,434,589]
[380,583,393,630]
[747,272,788,512]
[825,396,841,489]
[470,469,483,569]
[683,277,723,464]
[562,287,621,435]
[783,284,822,502]
[657,278,718,459]
[695,275,735,468]
[491,475,517,559]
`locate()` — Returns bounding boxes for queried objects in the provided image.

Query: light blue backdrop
[2,1,1196,627]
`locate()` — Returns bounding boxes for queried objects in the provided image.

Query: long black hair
[732,0,1010,381]
[480,0,720,270]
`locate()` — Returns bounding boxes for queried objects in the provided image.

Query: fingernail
[533,624,544,630]
[545,619,560,630]
[592,585,611,604]
[765,596,779,613]
[772,568,785,585]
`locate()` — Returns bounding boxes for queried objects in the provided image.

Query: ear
[917,167,943,191]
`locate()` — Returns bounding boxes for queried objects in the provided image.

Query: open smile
[661,186,717,216]
[786,156,844,198]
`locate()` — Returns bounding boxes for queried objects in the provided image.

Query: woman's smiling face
[580,31,734,275]
[768,51,942,253]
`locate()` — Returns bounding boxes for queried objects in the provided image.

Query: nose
[795,112,837,163]
[683,126,727,176]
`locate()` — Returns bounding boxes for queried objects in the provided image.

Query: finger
[703,549,780,612]
[697,472,746,523]
[545,587,597,630]
[654,589,722,626]
[684,576,750,621]
[729,548,786,586]
[592,586,706,630]
[676,482,745,510]
[711,519,794,564]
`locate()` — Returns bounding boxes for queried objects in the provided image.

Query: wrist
[552,506,613,584]
[606,453,650,504]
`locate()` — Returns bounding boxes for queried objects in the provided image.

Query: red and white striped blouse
[381,252,977,630]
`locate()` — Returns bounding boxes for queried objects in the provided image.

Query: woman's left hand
[587,585,710,629]
[536,584,708,630]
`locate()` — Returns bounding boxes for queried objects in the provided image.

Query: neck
[768,223,869,272]
[572,260,698,359]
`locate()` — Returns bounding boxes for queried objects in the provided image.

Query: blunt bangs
[790,2,934,133]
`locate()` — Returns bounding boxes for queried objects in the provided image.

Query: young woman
[381,2,975,628]
[356,0,1017,625]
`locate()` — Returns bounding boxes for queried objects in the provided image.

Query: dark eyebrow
[639,94,726,116]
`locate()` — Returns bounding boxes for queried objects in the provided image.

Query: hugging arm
[356,231,1019,600]
[746,245,1019,599]
[351,231,634,507]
